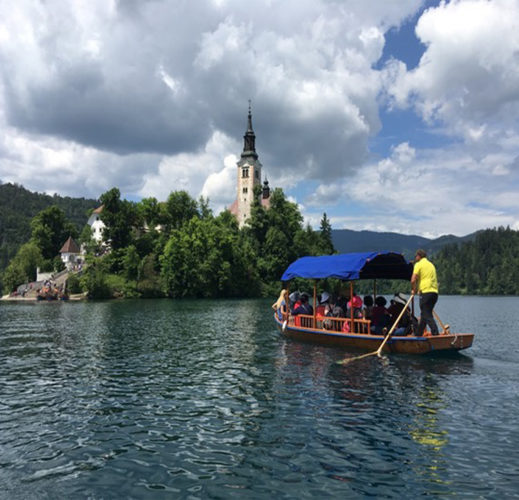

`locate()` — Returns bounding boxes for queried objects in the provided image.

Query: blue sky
[1,0,519,238]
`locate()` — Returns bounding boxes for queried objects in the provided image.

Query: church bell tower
[235,102,263,227]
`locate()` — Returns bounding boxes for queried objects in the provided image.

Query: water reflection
[0,298,516,498]
[408,377,451,491]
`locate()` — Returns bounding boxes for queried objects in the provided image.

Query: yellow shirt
[413,257,438,294]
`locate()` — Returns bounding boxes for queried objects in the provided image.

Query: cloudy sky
[1,0,519,238]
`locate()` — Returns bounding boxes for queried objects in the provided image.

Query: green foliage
[79,224,97,254]
[137,253,164,298]
[161,190,199,233]
[66,273,83,294]
[99,188,138,250]
[2,184,344,300]
[30,205,78,260]
[2,242,44,293]
[435,226,519,295]
[123,245,140,281]
[319,212,335,254]
[0,182,97,272]
[136,197,161,229]
[160,215,260,298]
[244,187,324,290]
[80,261,111,299]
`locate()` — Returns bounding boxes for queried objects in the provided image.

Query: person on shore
[411,249,439,336]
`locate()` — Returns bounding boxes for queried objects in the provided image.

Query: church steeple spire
[242,100,258,160]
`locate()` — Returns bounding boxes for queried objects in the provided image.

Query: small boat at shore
[273,251,474,355]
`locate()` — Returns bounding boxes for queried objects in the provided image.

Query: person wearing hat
[411,249,439,336]
[316,291,330,316]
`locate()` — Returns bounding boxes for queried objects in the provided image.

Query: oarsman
[411,249,439,336]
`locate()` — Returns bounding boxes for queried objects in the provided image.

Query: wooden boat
[274,251,474,354]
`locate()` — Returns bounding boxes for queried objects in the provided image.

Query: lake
[1,296,518,498]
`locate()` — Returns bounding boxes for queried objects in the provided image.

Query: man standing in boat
[411,249,439,336]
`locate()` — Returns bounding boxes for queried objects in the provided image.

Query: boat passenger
[324,295,344,330]
[363,295,374,320]
[346,295,363,318]
[370,296,390,335]
[390,293,418,335]
[316,291,330,316]
[292,293,313,316]
[289,291,301,310]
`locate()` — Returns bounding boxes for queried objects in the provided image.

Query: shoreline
[1,293,88,302]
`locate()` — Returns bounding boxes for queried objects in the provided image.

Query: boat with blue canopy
[273,251,474,354]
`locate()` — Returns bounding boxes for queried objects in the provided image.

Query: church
[228,104,271,227]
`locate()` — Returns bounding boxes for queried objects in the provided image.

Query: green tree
[161,191,199,233]
[99,188,138,250]
[79,224,97,255]
[160,215,260,298]
[30,205,77,260]
[137,197,161,230]
[123,245,140,281]
[2,242,44,293]
[319,212,335,254]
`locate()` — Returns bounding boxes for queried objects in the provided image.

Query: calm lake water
[1,296,518,499]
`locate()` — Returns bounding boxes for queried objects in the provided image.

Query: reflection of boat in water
[274,252,474,355]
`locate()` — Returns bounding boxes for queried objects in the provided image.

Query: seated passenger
[371,296,390,335]
[346,294,363,320]
[289,291,301,311]
[363,295,374,320]
[292,293,313,316]
[390,293,418,335]
[316,291,330,316]
[325,295,344,330]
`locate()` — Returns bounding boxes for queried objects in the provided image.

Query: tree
[122,245,140,281]
[30,205,78,260]
[160,215,260,298]
[136,197,161,230]
[319,212,335,254]
[161,191,199,233]
[99,188,138,250]
[2,242,44,293]
[79,224,97,255]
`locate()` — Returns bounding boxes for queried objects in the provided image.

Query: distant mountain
[0,182,98,270]
[331,229,479,259]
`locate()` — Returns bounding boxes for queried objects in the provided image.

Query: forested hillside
[0,183,98,271]
[331,229,479,259]
[2,186,335,298]
[435,227,519,295]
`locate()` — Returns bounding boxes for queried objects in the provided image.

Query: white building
[87,205,105,243]
[59,236,81,270]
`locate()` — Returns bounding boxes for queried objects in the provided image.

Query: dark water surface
[1,297,518,498]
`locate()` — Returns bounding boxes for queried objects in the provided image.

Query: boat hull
[274,314,474,354]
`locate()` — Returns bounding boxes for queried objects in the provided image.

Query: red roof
[59,236,80,254]
[228,199,238,216]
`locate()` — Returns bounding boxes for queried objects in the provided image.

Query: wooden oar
[338,294,414,365]
[433,310,450,334]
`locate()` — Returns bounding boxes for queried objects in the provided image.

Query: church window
[242,167,249,178]
[255,170,259,179]
[242,187,248,194]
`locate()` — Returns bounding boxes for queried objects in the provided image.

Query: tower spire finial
[242,100,257,158]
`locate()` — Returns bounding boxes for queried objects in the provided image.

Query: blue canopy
[281,251,413,281]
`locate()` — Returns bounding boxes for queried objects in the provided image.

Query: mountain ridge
[331,228,480,259]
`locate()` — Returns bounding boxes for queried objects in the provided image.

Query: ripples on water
[1,297,519,498]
